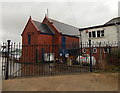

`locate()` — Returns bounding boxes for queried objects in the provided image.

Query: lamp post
[79,29,82,55]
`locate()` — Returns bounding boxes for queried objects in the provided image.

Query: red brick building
[21,16,79,63]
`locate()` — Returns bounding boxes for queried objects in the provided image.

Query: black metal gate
[2,40,118,80]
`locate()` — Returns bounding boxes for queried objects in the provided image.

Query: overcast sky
[0,0,119,45]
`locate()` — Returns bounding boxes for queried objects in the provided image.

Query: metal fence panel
[1,40,119,79]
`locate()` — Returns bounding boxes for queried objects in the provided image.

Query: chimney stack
[45,9,49,17]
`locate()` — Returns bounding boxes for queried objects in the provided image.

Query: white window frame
[92,31,96,38]
[93,48,97,53]
[101,30,104,37]
[89,32,92,38]
[82,48,86,53]
[88,30,105,38]
[97,30,101,38]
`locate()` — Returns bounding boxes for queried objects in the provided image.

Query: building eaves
[79,22,120,31]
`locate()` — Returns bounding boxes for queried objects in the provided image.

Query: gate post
[99,42,102,61]
[5,40,11,80]
[81,41,82,55]
[89,39,92,72]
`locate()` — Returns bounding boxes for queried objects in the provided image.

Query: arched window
[93,48,97,53]
[28,34,31,45]
[82,48,86,53]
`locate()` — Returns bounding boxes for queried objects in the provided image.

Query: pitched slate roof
[79,17,120,31]
[105,17,120,25]
[32,20,54,34]
[48,18,79,36]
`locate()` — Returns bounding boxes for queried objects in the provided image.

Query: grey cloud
[1,2,118,44]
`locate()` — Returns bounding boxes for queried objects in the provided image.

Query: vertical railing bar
[10,43,12,78]
[18,42,21,77]
[5,40,11,80]
[16,43,18,77]
[28,45,31,76]
[89,39,92,72]
[23,45,26,76]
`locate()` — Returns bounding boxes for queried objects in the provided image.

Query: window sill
[88,36,105,39]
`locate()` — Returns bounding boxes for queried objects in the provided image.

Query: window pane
[104,47,109,53]
[101,30,104,37]
[97,31,100,37]
[28,34,31,45]
[92,31,96,37]
[82,48,86,53]
[93,48,97,53]
[89,32,91,38]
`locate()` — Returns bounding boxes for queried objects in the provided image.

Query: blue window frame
[61,37,66,49]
